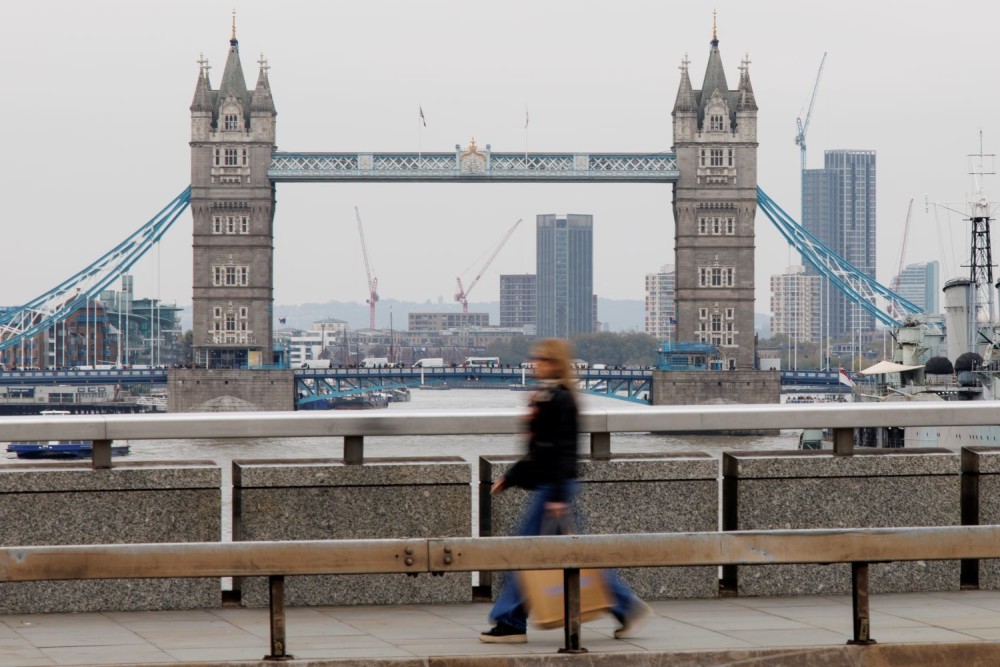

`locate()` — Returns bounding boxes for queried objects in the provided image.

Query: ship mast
[967,132,996,353]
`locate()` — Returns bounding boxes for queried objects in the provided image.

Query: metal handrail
[0,401,996,466]
[3,525,999,656]
[0,401,997,441]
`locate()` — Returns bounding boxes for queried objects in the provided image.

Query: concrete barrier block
[0,461,221,613]
[234,457,471,606]
[482,453,719,600]
[724,449,961,596]
[961,446,1000,589]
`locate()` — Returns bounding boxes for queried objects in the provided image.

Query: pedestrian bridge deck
[3,591,1000,666]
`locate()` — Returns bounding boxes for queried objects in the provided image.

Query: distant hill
[179,299,772,337]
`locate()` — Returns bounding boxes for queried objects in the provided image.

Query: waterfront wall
[651,370,780,408]
[723,449,961,596]
[0,461,220,613]
[961,446,1000,588]
[167,368,294,412]
[481,453,720,599]
[234,457,471,606]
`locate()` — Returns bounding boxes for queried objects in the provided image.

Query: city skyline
[2,2,998,329]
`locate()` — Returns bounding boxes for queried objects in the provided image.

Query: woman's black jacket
[504,382,579,503]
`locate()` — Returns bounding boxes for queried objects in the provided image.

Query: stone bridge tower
[189,27,277,369]
[672,26,758,370]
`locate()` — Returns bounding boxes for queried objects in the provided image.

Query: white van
[300,359,332,369]
[412,358,445,368]
[360,357,390,368]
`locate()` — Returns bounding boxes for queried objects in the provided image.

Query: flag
[419,106,426,127]
[524,107,529,129]
[838,366,854,387]
[278,317,286,325]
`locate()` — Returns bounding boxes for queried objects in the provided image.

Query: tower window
[211,265,250,287]
[710,149,724,167]
[727,148,735,167]
[697,266,736,287]
[224,114,239,131]
[224,148,238,166]
[212,215,251,235]
[710,114,725,131]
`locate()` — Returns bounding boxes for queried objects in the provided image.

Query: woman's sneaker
[479,622,527,643]
[613,598,653,639]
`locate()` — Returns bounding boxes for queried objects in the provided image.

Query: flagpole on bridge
[418,106,426,168]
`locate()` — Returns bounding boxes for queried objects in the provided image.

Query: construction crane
[454,219,523,313]
[888,198,915,320]
[795,52,827,173]
[354,206,379,329]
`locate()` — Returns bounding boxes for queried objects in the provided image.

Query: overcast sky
[2,1,997,327]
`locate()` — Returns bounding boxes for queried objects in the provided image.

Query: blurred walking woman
[480,339,650,643]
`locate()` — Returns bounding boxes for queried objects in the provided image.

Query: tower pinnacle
[712,9,718,44]
[230,9,237,45]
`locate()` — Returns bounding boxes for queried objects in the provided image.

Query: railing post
[559,568,587,654]
[264,575,293,660]
[848,562,876,645]
[344,435,363,465]
[590,432,611,460]
[91,439,112,470]
[832,427,854,456]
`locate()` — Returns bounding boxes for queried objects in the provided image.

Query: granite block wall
[724,449,961,596]
[482,453,719,600]
[961,446,1000,588]
[0,461,221,613]
[168,369,294,412]
[234,457,471,606]
[651,370,780,407]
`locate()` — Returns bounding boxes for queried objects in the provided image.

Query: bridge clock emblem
[459,138,487,174]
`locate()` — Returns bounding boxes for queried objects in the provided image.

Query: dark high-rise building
[499,274,536,330]
[536,215,594,338]
[803,150,877,340]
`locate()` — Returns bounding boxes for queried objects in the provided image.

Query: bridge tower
[189,27,277,368]
[671,24,758,370]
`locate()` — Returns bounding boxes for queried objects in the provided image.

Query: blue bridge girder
[0,187,192,353]
[268,151,679,183]
[294,367,655,404]
[0,369,168,386]
[756,187,922,327]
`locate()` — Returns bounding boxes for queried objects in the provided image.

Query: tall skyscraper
[499,274,537,330]
[536,214,594,338]
[803,150,877,340]
[644,265,677,340]
[892,261,940,315]
[770,266,822,344]
[671,29,758,369]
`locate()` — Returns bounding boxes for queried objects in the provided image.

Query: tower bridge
[189,25,759,371]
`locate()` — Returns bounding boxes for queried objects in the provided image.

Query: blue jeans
[489,480,638,632]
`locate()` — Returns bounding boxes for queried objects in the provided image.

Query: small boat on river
[5,410,131,459]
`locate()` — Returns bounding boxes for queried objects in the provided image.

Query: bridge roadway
[0,590,997,665]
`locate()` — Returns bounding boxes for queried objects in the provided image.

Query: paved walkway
[4,590,1000,665]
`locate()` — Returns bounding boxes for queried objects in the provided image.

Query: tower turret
[672,56,698,140]
[190,58,214,142]
[250,55,277,143]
